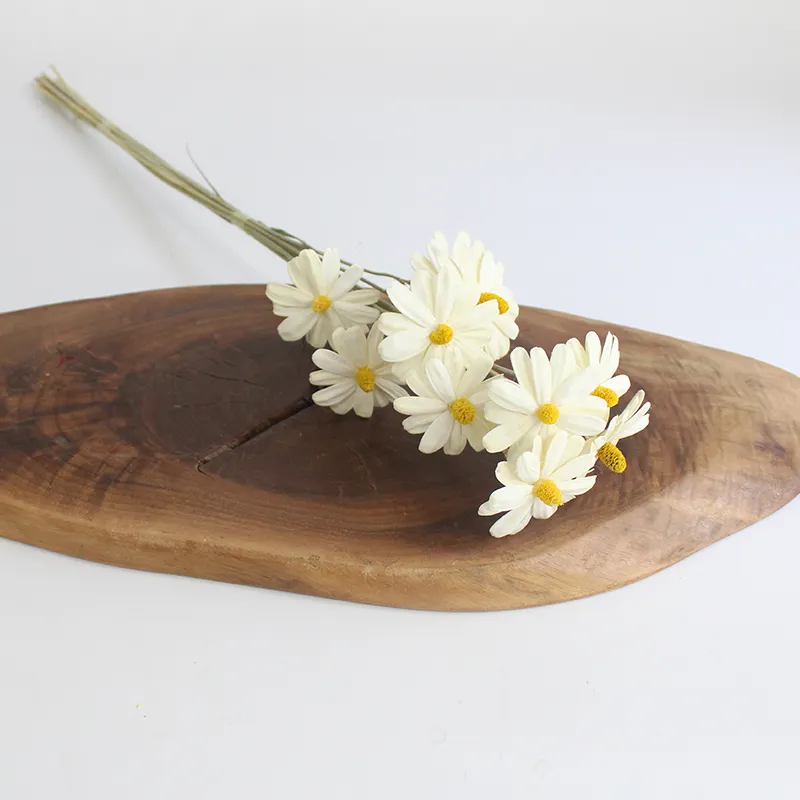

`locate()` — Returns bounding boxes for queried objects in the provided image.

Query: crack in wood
[196,396,313,474]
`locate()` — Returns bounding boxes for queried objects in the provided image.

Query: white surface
[2,1,799,797]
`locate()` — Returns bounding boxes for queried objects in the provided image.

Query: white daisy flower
[482,343,609,455]
[411,231,520,359]
[266,248,381,348]
[588,389,651,473]
[478,431,598,537]
[378,263,499,379]
[392,357,495,455]
[567,331,631,408]
[310,324,407,418]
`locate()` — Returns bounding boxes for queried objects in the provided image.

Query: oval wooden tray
[1,286,798,610]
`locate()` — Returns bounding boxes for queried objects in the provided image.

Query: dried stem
[33,68,398,300]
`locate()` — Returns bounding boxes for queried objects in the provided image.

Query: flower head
[412,232,519,359]
[393,357,495,455]
[589,390,651,473]
[267,248,381,348]
[478,431,597,537]
[310,324,407,418]
[567,331,630,408]
[378,263,498,379]
[482,343,609,455]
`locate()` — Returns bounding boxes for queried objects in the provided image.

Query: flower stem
[34,69,400,292]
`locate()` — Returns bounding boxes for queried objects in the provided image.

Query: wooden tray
[1,286,798,610]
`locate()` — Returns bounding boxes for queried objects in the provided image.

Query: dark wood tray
[1,286,798,610]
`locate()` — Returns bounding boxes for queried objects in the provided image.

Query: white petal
[558,475,596,496]
[552,365,603,405]
[375,377,407,401]
[532,498,558,520]
[393,396,447,416]
[321,248,342,290]
[309,369,341,386]
[465,416,489,451]
[585,331,602,364]
[456,356,493,398]
[510,347,535,397]
[334,326,367,366]
[425,359,456,404]
[444,422,467,455]
[482,485,532,513]
[542,429,569,476]
[402,412,442,435]
[419,412,454,454]
[482,417,535,453]
[313,381,356,407]
[557,413,607,437]
[277,309,317,341]
[387,281,436,328]
[379,331,430,363]
[550,342,575,388]
[604,373,631,397]
[530,347,552,405]
[434,262,459,323]
[334,300,380,325]
[516,450,541,484]
[489,503,533,537]
[266,283,312,308]
[353,389,375,418]
[366,321,384,365]
[287,250,319,295]
[328,265,364,300]
[488,379,537,414]
[453,297,499,332]
[312,349,355,376]
[495,461,526,487]
[307,315,333,348]
[550,454,597,482]
[378,312,419,335]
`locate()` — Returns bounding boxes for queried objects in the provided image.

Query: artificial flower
[266,248,381,348]
[588,390,651,472]
[378,263,498,378]
[310,324,407,418]
[482,343,609,455]
[411,231,520,359]
[393,357,495,455]
[567,331,630,408]
[478,431,597,537]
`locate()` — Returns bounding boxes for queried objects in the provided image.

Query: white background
[2,1,799,797]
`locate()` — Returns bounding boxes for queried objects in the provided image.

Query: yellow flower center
[311,294,332,313]
[597,442,627,473]
[533,479,564,507]
[449,397,476,425]
[478,291,510,315]
[355,366,376,392]
[537,403,560,425]
[429,324,454,345]
[591,386,619,407]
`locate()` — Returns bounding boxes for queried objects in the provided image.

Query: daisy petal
[313,382,356,407]
[425,360,456,404]
[379,331,430,363]
[489,503,533,538]
[328,265,364,300]
[352,389,374,418]
[393,396,447,416]
[387,281,436,328]
[482,485,532,513]
[312,349,354,376]
[550,454,597,482]
[288,250,319,295]
[515,451,541,484]
[530,347,552,404]
[482,417,535,453]
[266,283,312,307]
[277,309,317,341]
[321,248,341,289]
[419,412,454,454]
[444,422,467,455]
[488,379,537,414]
[532,498,558,520]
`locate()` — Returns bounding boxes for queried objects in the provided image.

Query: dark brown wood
[1,286,798,610]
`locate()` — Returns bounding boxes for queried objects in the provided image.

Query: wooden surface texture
[1,286,798,610]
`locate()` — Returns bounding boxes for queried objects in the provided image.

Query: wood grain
[1,286,798,610]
